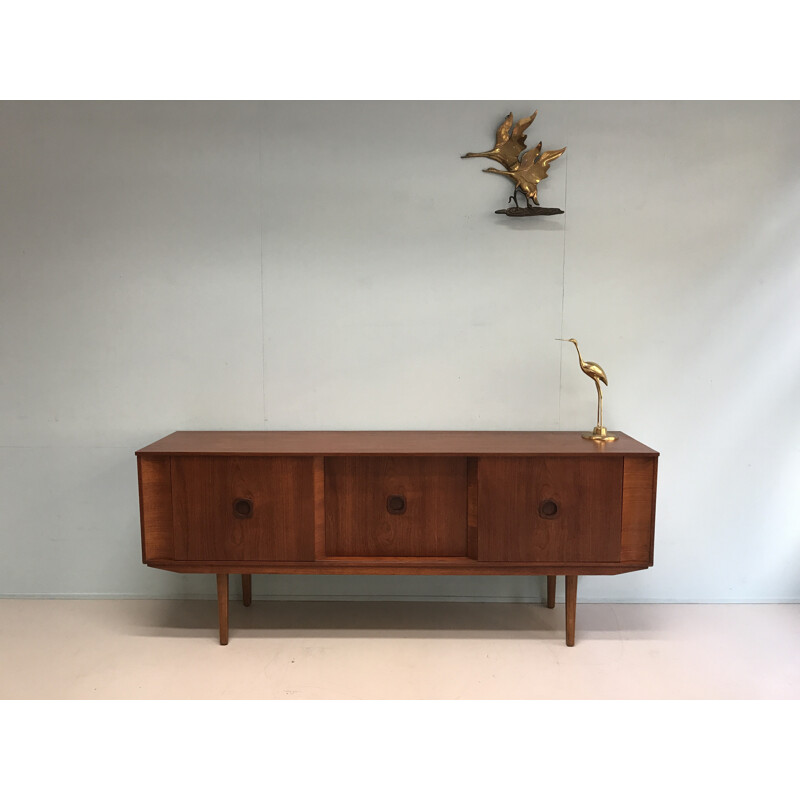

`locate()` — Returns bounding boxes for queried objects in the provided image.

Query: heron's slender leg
[600,386,604,429]
[594,378,604,429]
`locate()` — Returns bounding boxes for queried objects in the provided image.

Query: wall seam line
[558,151,569,429]
[258,103,267,427]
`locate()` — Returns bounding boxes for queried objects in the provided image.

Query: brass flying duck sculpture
[485,144,567,208]
[557,338,618,443]
[462,111,565,217]
[462,111,537,171]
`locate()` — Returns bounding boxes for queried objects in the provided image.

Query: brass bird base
[495,206,564,217]
[582,426,618,443]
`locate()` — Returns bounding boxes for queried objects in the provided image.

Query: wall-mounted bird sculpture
[557,338,618,443]
[463,111,537,171]
[462,111,566,217]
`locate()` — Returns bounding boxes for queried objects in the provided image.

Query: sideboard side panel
[314,456,326,560]
[138,455,174,562]
[467,458,478,560]
[621,457,656,564]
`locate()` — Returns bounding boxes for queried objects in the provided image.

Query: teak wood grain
[171,456,315,562]
[313,456,325,560]
[621,457,657,563]
[137,430,657,457]
[565,575,578,647]
[146,559,646,575]
[546,575,556,608]
[477,457,623,563]
[467,458,478,560]
[216,574,229,646]
[138,455,174,561]
[324,456,468,557]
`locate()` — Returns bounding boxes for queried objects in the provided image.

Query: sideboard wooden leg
[216,574,229,645]
[565,575,578,647]
[242,574,252,607]
[546,575,556,608]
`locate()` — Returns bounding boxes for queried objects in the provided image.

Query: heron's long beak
[556,338,568,342]
[461,151,490,159]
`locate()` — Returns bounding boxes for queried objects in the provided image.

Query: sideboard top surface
[136,431,658,457]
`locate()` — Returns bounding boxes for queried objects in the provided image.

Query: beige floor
[1,598,798,699]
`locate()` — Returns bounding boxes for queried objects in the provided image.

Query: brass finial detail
[557,338,618,443]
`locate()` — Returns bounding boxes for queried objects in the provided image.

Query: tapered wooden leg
[216,574,229,646]
[565,574,578,647]
[546,575,556,609]
[242,574,252,607]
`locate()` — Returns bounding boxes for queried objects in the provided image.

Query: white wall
[1,101,797,601]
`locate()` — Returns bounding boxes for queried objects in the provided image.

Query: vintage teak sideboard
[136,431,658,646]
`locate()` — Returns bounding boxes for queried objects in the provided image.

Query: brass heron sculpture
[557,338,618,443]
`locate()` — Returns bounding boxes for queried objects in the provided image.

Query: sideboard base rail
[148,560,647,576]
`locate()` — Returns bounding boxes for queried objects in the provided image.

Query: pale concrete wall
[1,101,797,601]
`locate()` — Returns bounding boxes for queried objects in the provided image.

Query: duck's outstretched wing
[526,141,543,163]
[494,112,514,149]
[510,111,536,150]
[463,111,537,170]
[520,145,566,171]
[537,146,566,170]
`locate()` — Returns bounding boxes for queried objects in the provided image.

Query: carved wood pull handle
[233,498,254,519]
[538,499,559,520]
[386,495,406,515]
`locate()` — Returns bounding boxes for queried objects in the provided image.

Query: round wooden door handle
[233,498,254,519]
[386,495,406,514]
[538,499,559,519]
